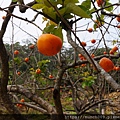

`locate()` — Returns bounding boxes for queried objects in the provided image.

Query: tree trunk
[0,2,26,120]
[53,68,65,120]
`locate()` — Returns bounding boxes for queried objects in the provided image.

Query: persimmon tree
[0,0,120,120]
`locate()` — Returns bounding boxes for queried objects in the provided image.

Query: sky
[0,0,45,45]
[0,0,120,49]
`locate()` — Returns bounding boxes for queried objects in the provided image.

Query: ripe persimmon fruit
[49,74,53,79]
[117,25,120,28]
[116,14,120,22]
[115,66,120,71]
[20,99,25,102]
[2,16,6,19]
[14,50,19,55]
[99,57,114,72]
[18,104,23,108]
[103,51,107,54]
[29,44,34,49]
[109,50,114,55]
[37,34,62,56]
[78,54,86,60]
[36,68,41,74]
[81,41,86,47]
[96,0,104,7]
[111,46,118,53]
[87,28,93,33]
[91,54,95,58]
[24,57,29,62]
[81,64,86,67]
[17,71,21,75]
[78,54,83,58]
[91,39,96,44]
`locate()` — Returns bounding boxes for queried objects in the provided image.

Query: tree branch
[53,68,65,120]
[67,30,120,91]
[16,102,48,114]
[7,85,56,114]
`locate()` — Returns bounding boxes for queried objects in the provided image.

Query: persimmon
[20,99,25,102]
[80,57,86,60]
[111,46,118,52]
[17,71,21,75]
[114,66,120,71]
[113,66,116,70]
[37,34,62,56]
[24,57,29,62]
[109,50,114,55]
[96,0,104,7]
[49,74,53,79]
[78,54,83,58]
[19,104,23,108]
[103,51,107,54]
[117,25,120,28]
[87,28,93,33]
[36,68,41,74]
[16,104,23,108]
[16,104,20,107]
[2,16,5,19]
[81,64,86,67]
[78,54,86,60]
[91,39,96,44]
[29,44,34,49]
[99,57,114,72]
[81,41,86,47]
[91,54,95,58]
[116,14,120,22]
[14,50,19,55]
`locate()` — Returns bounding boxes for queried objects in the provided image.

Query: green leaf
[82,80,94,88]
[82,76,96,88]
[37,60,50,67]
[53,26,63,40]
[56,0,63,4]
[43,24,63,40]
[105,2,113,11]
[82,82,86,88]
[79,5,92,17]
[36,0,43,3]
[43,0,52,7]
[58,7,66,16]
[81,0,91,10]
[14,57,21,65]
[12,0,17,2]
[66,3,91,18]
[32,3,44,9]
[43,0,58,7]
[43,24,56,33]
[58,7,73,19]
[112,40,118,45]
[64,0,79,5]
[64,14,73,19]
[42,7,56,20]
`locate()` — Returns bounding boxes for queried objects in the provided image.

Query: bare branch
[7,85,56,114]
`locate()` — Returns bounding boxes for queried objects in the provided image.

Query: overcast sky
[0,0,120,49]
[0,0,44,45]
